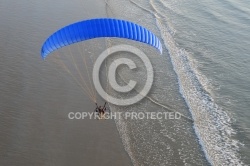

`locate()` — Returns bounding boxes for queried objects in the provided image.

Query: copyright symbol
[92,45,153,106]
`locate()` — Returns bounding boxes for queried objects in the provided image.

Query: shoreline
[0,0,133,165]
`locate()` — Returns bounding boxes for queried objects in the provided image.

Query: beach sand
[0,0,132,165]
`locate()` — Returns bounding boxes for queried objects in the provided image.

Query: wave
[147,0,244,165]
[105,0,244,165]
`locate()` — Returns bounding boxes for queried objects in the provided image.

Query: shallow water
[106,0,250,165]
[0,0,249,165]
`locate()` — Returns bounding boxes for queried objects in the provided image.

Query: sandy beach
[0,0,132,165]
[2,0,248,165]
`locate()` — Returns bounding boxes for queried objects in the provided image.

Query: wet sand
[0,0,132,165]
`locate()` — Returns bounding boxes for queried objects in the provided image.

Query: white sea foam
[105,0,244,165]
[151,3,243,164]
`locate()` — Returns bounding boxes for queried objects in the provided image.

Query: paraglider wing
[41,18,162,58]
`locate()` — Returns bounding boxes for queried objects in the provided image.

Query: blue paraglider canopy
[41,18,162,58]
